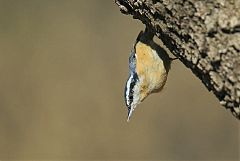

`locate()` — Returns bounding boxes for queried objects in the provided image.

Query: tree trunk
[115,0,240,120]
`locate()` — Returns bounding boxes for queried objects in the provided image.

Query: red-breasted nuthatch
[124,28,175,121]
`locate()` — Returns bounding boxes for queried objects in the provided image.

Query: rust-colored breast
[135,42,167,100]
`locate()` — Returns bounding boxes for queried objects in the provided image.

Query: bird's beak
[127,106,134,122]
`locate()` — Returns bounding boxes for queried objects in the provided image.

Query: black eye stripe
[125,73,138,106]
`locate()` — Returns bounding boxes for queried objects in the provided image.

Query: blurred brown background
[0,0,239,160]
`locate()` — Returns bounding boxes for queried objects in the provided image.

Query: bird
[124,28,176,121]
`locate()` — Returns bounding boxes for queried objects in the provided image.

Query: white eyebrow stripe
[125,75,133,106]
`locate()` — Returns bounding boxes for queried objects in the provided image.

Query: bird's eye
[131,54,136,63]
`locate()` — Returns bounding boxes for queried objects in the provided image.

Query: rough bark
[115,0,240,120]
